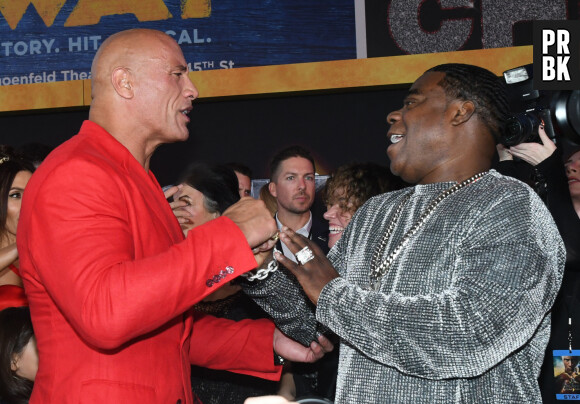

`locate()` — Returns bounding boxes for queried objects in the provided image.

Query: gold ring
[271,232,280,242]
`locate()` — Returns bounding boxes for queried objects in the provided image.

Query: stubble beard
[279,198,312,216]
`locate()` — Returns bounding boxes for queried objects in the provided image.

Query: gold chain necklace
[369,172,488,291]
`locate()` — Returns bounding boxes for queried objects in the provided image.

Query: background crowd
[2,125,580,403]
[0,29,578,404]
[0,140,404,404]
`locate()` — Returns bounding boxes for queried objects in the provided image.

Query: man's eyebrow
[406,88,420,96]
[282,170,315,176]
[174,64,187,72]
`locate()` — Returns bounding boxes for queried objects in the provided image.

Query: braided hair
[427,63,509,143]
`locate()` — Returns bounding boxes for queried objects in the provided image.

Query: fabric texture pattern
[317,170,565,404]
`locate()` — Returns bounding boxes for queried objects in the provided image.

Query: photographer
[496,127,580,403]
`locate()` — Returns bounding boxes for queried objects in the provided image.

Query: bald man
[17,29,330,404]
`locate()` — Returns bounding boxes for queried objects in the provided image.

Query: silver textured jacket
[317,170,565,403]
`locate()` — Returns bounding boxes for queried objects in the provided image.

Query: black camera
[500,64,580,147]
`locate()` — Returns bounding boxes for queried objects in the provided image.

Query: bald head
[88,29,198,167]
[91,29,177,100]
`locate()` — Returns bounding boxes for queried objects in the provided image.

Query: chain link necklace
[369,171,488,291]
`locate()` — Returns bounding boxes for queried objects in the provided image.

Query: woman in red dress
[0,146,34,311]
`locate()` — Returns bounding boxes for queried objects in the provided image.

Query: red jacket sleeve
[21,159,257,350]
[189,312,282,380]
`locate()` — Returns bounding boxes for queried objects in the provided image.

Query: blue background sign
[0,0,357,84]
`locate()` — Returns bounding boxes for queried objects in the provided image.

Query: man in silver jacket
[274,63,565,403]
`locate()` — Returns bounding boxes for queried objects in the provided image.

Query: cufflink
[206,266,234,287]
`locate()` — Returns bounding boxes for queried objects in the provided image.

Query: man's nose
[387,109,402,125]
[184,75,199,100]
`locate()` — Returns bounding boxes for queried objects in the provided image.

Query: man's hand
[163,185,192,227]
[273,328,333,363]
[275,227,339,305]
[508,125,557,166]
[223,197,278,250]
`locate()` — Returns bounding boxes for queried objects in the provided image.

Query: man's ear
[268,181,277,198]
[112,67,134,99]
[451,100,475,126]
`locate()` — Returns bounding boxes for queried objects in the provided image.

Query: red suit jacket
[17,121,281,404]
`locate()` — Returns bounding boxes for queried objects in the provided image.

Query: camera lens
[553,90,580,145]
[503,113,538,146]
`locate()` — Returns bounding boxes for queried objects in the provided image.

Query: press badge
[554,350,580,400]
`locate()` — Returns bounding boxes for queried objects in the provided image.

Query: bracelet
[241,248,280,281]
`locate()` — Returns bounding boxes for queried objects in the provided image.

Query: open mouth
[389,134,404,144]
[179,108,192,122]
[329,226,345,235]
[180,104,192,115]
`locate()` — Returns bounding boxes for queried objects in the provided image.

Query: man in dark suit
[268,145,329,258]
[267,145,336,401]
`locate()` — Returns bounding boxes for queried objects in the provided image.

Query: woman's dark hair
[0,146,35,244]
[179,162,241,214]
[324,162,406,214]
[0,307,35,404]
